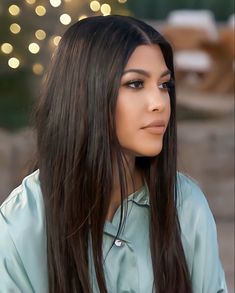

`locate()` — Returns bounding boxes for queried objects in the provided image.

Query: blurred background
[0,0,234,290]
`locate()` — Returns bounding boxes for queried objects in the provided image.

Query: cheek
[115,93,142,139]
[115,91,171,157]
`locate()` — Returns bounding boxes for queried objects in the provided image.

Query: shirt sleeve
[0,212,34,293]
[177,173,228,293]
[189,188,228,292]
[185,183,228,293]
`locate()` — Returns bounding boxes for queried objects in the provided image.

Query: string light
[78,15,87,21]
[1,43,13,54]
[90,1,100,12]
[4,0,118,72]
[28,42,40,54]
[50,0,61,7]
[49,35,61,47]
[8,57,20,69]
[35,29,46,40]
[101,4,111,15]
[25,0,36,4]
[10,23,21,34]
[53,36,61,46]
[35,6,46,16]
[8,5,20,16]
[32,63,44,75]
[60,14,71,25]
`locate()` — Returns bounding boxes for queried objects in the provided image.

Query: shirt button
[114,239,123,247]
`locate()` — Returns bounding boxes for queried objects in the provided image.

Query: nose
[146,87,168,112]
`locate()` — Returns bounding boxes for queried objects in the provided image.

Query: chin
[135,145,163,157]
[122,141,164,158]
[137,150,162,157]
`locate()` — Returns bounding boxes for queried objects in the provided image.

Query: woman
[0,15,227,293]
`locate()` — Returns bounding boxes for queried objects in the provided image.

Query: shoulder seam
[0,169,40,210]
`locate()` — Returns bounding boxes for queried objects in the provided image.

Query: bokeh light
[1,43,13,54]
[8,5,20,16]
[10,23,21,34]
[28,42,40,54]
[32,63,44,75]
[35,29,47,40]
[8,57,20,69]
[50,0,62,8]
[60,14,71,25]
[53,36,61,46]
[101,4,111,15]
[25,0,36,4]
[90,1,100,12]
[3,0,124,74]
[78,15,87,21]
[35,6,47,16]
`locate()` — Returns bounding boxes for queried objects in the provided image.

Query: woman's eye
[126,80,144,89]
[158,80,174,90]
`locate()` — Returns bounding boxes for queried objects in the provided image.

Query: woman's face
[115,44,172,157]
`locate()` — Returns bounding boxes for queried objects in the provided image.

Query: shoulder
[176,171,209,211]
[0,169,46,248]
[0,170,48,292]
[175,172,215,260]
[0,169,45,231]
[175,171,215,231]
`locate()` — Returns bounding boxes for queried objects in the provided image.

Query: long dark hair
[34,15,192,292]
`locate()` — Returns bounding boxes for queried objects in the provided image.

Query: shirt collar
[127,185,149,207]
[103,185,149,240]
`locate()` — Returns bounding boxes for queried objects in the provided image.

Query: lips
[141,120,166,134]
[142,120,166,128]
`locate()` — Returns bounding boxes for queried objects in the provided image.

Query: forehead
[124,44,167,71]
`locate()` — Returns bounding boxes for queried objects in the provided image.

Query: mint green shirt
[0,170,227,292]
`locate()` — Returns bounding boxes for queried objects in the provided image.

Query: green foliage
[0,69,34,130]
[127,0,234,21]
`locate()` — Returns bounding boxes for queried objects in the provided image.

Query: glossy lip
[141,120,166,134]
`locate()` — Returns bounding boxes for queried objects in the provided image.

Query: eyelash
[125,79,174,90]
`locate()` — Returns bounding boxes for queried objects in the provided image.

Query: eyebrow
[122,68,171,78]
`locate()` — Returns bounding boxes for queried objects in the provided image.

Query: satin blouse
[0,170,228,292]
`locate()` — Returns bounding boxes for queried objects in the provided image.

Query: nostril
[153,108,160,112]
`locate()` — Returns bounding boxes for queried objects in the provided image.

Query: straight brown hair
[34,15,192,292]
